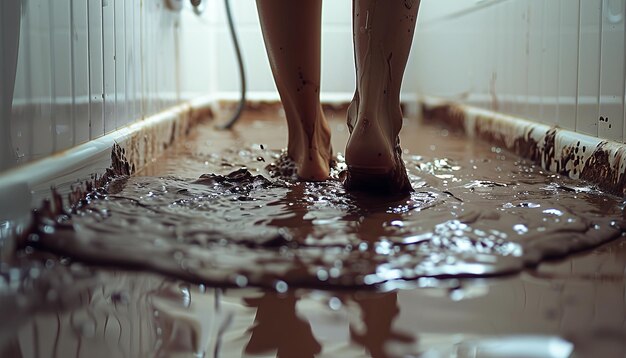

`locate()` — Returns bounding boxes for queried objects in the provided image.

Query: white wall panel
[142,0,153,116]
[497,2,512,114]
[11,1,32,163]
[133,0,142,121]
[179,8,215,99]
[2,0,191,172]
[512,1,529,117]
[558,0,580,131]
[576,0,602,136]
[30,0,54,161]
[528,0,544,121]
[412,0,625,144]
[599,0,625,142]
[88,0,104,139]
[114,0,127,130]
[124,0,137,128]
[50,0,73,151]
[541,0,560,125]
[5,0,626,174]
[69,0,91,148]
[103,0,116,134]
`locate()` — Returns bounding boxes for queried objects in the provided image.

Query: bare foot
[344,93,413,193]
[287,107,332,181]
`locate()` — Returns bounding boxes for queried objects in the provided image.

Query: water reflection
[347,292,413,358]
[2,256,625,358]
[0,262,626,358]
[245,292,321,357]
[242,290,412,358]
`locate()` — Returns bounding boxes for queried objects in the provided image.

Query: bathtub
[1,0,626,356]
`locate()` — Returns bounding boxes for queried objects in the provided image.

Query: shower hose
[219,0,247,130]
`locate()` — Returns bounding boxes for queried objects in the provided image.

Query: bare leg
[345,0,420,193]
[256,0,332,181]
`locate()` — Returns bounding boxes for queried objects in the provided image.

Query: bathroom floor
[1,106,626,357]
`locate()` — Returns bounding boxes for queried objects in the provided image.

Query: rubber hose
[218,0,247,130]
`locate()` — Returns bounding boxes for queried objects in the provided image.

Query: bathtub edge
[420,96,626,197]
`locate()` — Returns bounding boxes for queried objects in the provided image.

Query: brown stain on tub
[421,102,626,196]
[580,142,626,197]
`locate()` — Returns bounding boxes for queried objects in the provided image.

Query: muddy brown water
[1,108,626,357]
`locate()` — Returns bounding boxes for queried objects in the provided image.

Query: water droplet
[328,297,342,310]
[329,267,341,278]
[274,280,288,293]
[513,224,528,235]
[181,286,191,307]
[317,269,329,281]
[449,289,465,301]
[235,275,248,287]
[543,208,563,216]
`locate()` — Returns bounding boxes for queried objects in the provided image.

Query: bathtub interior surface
[1,106,626,357]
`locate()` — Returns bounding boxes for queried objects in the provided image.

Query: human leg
[256,0,332,181]
[345,0,420,192]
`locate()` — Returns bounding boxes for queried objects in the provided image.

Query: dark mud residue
[580,142,626,196]
[18,137,626,289]
[422,102,626,196]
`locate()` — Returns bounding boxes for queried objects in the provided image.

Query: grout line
[574,0,582,134]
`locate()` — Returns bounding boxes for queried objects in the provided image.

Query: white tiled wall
[4,0,626,175]
[200,0,367,98]
[413,0,626,144]
[0,0,205,173]
[186,1,421,99]
[1,0,421,174]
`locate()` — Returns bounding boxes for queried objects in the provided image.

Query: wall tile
[88,0,104,139]
[114,0,127,130]
[6,0,626,176]
[179,10,214,98]
[123,0,137,127]
[512,0,530,117]
[50,0,73,151]
[541,0,560,125]
[528,0,544,121]
[558,0,580,131]
[497,2,512,115]
[30,0,54,160]
[133,0,142,121]
[599,0,625,142]
[102,0,116,134]
[321,29,355,95]
[576,0,602,136]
